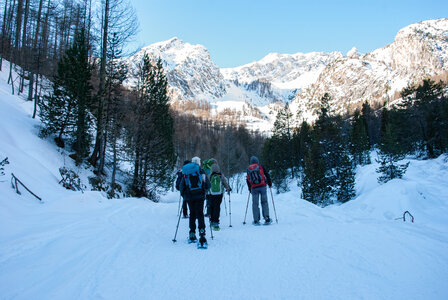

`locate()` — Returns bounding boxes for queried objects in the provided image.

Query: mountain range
[123,18,448,131]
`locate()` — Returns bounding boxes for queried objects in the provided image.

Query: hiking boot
[188,232,197,243]
[211,222,220,231]
[199,229,207,246]
[252,220,260,226]
[264,217,272,225]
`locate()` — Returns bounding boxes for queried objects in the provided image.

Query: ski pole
[209,220,214,240]
[172,198,184,243]
[269,187,278,224]
[228,191,232,227]
[223,192,228,216]
[243,192,250,224]
[177,194,181,216]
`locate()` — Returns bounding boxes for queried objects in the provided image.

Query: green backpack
[210,172,222,195]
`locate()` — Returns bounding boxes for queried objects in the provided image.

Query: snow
[346,47,361,58]
[1,62,448,299]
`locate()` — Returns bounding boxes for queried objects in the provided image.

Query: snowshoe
[198,234,208,249]
[188,232,197,244]
[263,217,272,225]
[252,221,261,226]
[197,241,208,249]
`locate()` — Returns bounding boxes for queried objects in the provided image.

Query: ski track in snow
[1,62,448,299]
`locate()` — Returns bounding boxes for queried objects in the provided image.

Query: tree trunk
[28,72,34,101]
[90,0,109,172]
[0,0,10,70]
[111,139,117,194]
[132,149,140,193]
[19,0,30,95]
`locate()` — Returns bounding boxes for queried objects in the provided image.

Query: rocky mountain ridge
[294,18,448,120]
[124,18,448,130]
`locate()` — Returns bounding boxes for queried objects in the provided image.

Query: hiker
[208,161,232,231]
[246,156,272,225]
[175,160,191,218]
[179,156,211,247]
[202,158,217,217]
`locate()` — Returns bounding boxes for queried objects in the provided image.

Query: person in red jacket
[246,156,272,225]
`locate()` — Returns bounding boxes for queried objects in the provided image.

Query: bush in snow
[0,157,9,177]
[59,167,85,191]
[88,176,108,192]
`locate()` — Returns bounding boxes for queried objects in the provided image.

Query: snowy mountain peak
[395,18,448,41]
[125,37,226,101]
[139,37,210,69]
[346,47,361,58]
[221,51,343,90]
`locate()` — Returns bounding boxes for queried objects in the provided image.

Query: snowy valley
[1,58,448,300]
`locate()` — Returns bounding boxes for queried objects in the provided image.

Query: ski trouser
[209,194,223,224]
[205,194,211,216]
[251,186,269,222]
[182,197,188,217]
[187,198,206,233]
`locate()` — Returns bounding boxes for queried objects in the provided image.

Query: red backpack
[247,163,266,189]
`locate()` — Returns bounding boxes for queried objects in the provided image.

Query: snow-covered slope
[1,62,448,299]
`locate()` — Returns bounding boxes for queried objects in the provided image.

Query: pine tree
[336,152,356,203]
[376,108,409,183]
[314,93,345,196]
[128,55,175,199]
[401,79,447,157]
[39,28,93,164]
[262,136,289,193]
[301,139,330,206]
[104,32,128,197]
[264,103,294,192]
[295,121,312,171]
[350,110,371,166]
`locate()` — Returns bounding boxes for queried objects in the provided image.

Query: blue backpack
[182,163,203,196]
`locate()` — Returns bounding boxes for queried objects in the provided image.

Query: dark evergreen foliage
[126,55,175,200]
[376,109,409,183]
[400,79,448,157]
[336,152,356,203]
[262,104,294,193]
[301,136,330,206]
[39,28,93,165]
[350,109,371,166]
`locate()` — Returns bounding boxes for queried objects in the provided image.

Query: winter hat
[192,156,201,166]
[211,162,221,174]
[250,156,259,164]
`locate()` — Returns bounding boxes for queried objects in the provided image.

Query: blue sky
[128,0,448,68]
